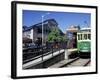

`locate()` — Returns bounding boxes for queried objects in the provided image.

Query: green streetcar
[77,28,91,56]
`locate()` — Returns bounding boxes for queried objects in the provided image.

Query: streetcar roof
[77,27,91,33]
[80,27,91,31]
[77,32,91,34]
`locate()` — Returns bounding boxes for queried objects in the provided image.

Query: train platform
[66,48,78,56]
[67,48,77,52]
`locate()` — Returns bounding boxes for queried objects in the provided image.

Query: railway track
[60,57,90,67]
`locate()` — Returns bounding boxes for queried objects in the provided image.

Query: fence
[23,42,67,64]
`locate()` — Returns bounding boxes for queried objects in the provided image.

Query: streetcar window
[84,34,87,40]
[78,34,84,40]
[88,34,91,40]
[78,34,80,40]
[80,34,82,40]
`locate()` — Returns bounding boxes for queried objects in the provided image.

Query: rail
[23,44,63,64]
[60,58,90,67]
[23,49,65,69]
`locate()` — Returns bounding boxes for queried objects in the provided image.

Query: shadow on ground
[69,51,91,59]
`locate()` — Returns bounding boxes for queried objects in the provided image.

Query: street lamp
[42,13,50,45]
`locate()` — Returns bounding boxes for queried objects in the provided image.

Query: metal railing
[23,42,67,64]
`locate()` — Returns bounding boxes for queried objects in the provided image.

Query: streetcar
[77,28,91,57]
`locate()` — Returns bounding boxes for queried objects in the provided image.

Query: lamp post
[42,13,50,46]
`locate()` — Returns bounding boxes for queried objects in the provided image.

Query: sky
[23,10,91,33]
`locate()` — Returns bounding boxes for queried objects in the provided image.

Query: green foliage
[61,35,68,42]
[47,28,68,42]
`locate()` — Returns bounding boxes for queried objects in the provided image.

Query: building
[66,25,80,48]
[23,19,64,45]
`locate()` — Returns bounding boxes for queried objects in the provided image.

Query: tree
[62,35,68,42]
[47,28,59,42]
[47,28,67,42]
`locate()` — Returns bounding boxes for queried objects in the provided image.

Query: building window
[27,35,30,38]
[27,31,31,34]
[37,28,42,33]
